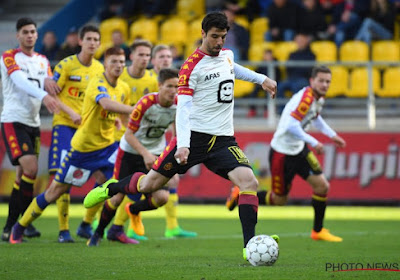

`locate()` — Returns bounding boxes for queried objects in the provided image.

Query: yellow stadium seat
[310,41,337,62]
[326,66,348,97]
[160,17,188,46]
[177,0,205,21]
[377,67,400,97]
[248,42,276,61]
[129,18,159,44]
[339,40,369,62]
[234,79,255,97]
[372,41,400,63]
[274,41,298,61]
[347,67,380,98]
[99,17,128,45]
[250,17,269,44]
[187,18,203,47]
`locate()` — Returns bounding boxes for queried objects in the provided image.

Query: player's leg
[164,175,197,238]
[228,167,259,247]
[3,123,42,239]
[84,170,171,208]
[10,180,70,243]
[108,194,145,243]
[307,174,341,242]
[299,148,342,242]
[1,167,22,241]
[49,125,75,243]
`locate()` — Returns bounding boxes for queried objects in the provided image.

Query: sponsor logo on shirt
[69,75,82,82]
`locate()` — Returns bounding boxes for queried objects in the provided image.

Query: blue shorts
[48,125,76,173]
[54,142,119,187]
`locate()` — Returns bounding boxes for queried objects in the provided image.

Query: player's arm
[286,116,324,154]
[312,115,346,148]
[98,97,133,114]
[234,63,276,98]
[124,127,157,170]
[175,94,192,165]
[55,95,82,125]
[9,70,59,113]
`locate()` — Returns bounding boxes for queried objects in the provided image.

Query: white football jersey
[271,87,324,155]
[120,92,176,155]
[178,48,236,136]
[0,48,51,126]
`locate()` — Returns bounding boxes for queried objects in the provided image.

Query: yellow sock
[83,202,103,224]
[56,193,70,231]
[114,196,132,226]
[165,193,178,230]
[19,198,44,227]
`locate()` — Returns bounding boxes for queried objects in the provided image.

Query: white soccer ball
[246,234,279,266]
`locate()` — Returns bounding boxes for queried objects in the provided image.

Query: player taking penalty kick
[10,47,133,244]
[84,12,278,260]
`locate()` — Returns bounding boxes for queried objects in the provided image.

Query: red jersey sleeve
[177,50,204,96]
[127,93,157,132]
[2,49,20,76]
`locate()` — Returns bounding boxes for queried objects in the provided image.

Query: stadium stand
[98,17,128,46]
[326,66,348,98]
[347,67,380,98]
[129,17,159,44]
[310,41,337,62]
[378,67,400,98]
[249,17,269,45]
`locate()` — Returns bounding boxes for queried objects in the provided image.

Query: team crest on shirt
[22,143,28,151]
[4,57,14,67]
[178,74,187,86]
[163,162,173,171]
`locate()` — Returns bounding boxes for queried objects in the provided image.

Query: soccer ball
[246,234,279,266]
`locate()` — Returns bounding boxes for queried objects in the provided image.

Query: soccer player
[117,42,196,239]
[84,12,277,260]
[48,25,104,243]
[88,68,181,245]
[226,65,345,242]
[150,44,173,76]
[0,17,59,241]
[9,47,133,244]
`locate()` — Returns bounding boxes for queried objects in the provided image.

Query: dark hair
[104,46,125,58]
[152,44,170,58]
[311,65,331,78]
[16,17,36,31]
[79,25,100,40]
[158,68,179,84]
[201,12,230,34]
[130,39,153,52]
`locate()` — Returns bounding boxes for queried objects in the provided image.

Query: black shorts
[153,131,252,180]
[1,122,40,166]
[113,148,149,179]
[269,145,322,195]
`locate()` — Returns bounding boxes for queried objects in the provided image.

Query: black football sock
[4,185,21,230]
[238,192,258,247]
[312,193,327,232]
[95,200,117,236]
[257,191,267,205]
[19,174,35,214]
[129,195,158,215]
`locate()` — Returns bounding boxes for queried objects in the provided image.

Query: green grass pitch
[0,204,399,280]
